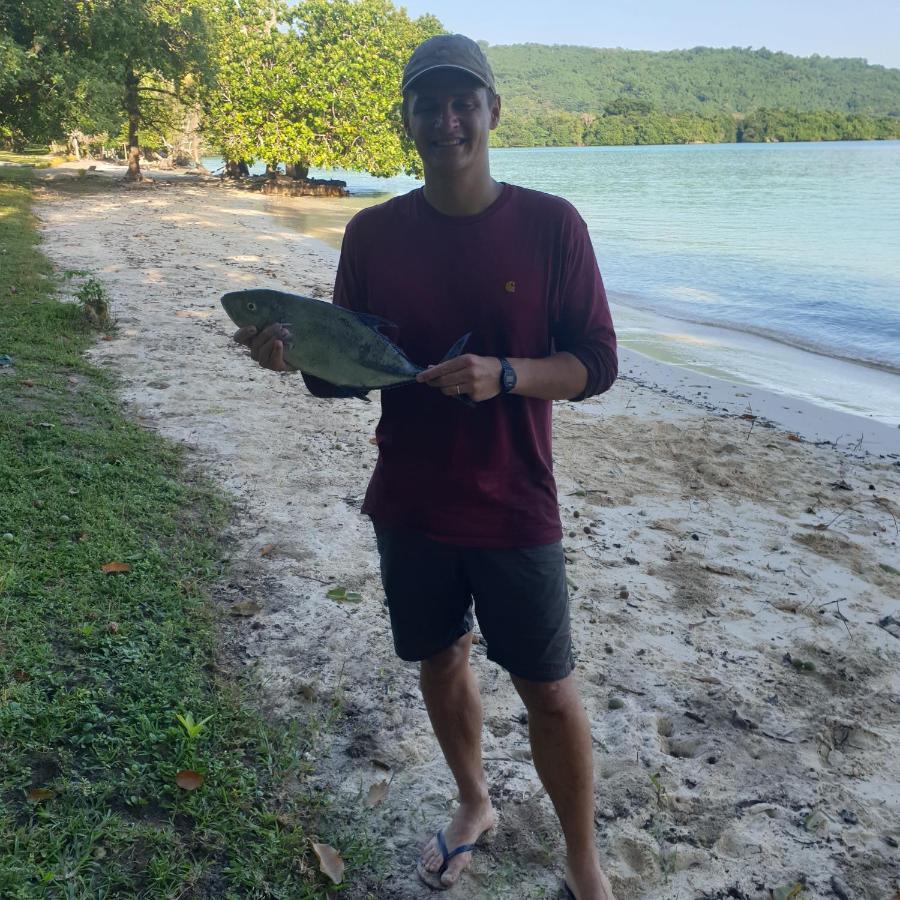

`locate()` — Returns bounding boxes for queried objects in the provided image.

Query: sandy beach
[34,164,900,899]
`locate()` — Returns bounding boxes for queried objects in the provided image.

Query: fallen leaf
[229,600,261,616]
[174,309,212,318]
[739,413,756,421]
[259,543,276,557]
[311,842,344,884]
[175,770,204,791]
[102,335,113,341]
[21,379,34,387]
[26,788,55,803]
[368,436,377,445]
[12,669,30,682]
[787,434,801,442]
[366,780,389,808]
[770,882,804,900]
[101,562,131,574]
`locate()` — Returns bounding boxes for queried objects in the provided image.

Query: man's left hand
[416,354,503,403]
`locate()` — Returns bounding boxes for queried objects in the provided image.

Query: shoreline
[262,186,900,441]
[38,160,900,444]
[33,174,900,898]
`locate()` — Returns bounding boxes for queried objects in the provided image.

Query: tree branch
[137,86,181,99]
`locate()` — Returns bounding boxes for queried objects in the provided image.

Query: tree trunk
[69,133,81,160]
[124,65,142,181]
[286,162,309,180]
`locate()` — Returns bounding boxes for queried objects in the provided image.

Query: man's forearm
[507,352,588,402]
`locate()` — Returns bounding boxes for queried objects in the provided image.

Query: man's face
[403,70,501,177]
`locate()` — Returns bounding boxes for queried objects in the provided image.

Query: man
[236,34,618,900]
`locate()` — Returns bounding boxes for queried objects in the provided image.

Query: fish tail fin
[439,332,471,364]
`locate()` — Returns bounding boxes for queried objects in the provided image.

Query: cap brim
[402,64,491,93]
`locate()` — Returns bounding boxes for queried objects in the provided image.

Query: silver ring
[456,384,461,396]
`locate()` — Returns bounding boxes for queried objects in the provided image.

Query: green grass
[0,148,60,168]
[0,170,344,897]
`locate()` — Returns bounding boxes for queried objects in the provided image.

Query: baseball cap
[401,34,496,94]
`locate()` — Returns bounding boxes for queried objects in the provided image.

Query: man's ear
[490,94,501,130]
[401,96,411,136]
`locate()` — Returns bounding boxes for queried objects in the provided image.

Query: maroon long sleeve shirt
[305,183,617,548]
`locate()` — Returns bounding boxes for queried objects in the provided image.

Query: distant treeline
[486,45,900,117]
[486,44,900,147]
[493,101,900,148]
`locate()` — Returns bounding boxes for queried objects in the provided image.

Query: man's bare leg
[512,673,617,900]
[418,633,498,887]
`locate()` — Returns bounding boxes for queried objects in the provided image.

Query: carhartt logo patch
[504,280,516,294]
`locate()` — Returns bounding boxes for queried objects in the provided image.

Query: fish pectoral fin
[352,311,400,337]
[439,332,472,363]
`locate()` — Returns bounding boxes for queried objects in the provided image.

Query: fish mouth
[220,291,247,324]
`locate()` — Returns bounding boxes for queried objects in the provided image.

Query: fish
[221,288,472,398]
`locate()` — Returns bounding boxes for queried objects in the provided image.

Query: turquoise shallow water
[491,142,900,375]
[204,142,900,421]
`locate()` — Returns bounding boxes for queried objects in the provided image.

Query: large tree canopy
[0,0,209,175]
[202,0,441,176]
[0,0,115,148]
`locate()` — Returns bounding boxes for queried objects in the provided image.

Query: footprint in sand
[657,715,705,759]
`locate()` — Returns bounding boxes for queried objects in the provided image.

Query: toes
[440,852,471,886]
[421,842,442,872]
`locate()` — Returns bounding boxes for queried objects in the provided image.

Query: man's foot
[417,798,497,889]
[564,860,617,900]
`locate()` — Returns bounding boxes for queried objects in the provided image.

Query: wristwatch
[498,357,517,394]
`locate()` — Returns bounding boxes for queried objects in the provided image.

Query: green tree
[202,0,442,177]
[0,0,120,150]
[87,0,211,179]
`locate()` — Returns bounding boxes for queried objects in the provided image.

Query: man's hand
[416,354,502,402]
[233,323,297,373]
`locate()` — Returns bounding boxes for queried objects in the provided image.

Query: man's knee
[513,672,580,718]
[420,632,473,679]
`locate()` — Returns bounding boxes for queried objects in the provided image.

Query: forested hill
[485,45,900,117]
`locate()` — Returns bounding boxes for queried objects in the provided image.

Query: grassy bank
[0,149,59,168]
[0,169,336,897]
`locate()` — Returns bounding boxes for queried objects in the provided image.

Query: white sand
[35,167,900,899]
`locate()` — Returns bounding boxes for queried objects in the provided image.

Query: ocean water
[204,142,900,421]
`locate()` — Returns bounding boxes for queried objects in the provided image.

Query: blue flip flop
[416,829,479,890]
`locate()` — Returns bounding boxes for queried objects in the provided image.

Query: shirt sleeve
[551,209,618,402]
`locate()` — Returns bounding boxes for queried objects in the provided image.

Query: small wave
[609,292,900,376]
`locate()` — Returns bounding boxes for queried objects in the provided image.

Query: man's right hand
[233,323,297,372]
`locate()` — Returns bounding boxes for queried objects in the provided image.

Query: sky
[397,0,900,69]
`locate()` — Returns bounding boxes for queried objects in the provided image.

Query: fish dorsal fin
[351,310,400,337]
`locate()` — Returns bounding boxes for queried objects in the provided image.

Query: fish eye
[247,302,256,311]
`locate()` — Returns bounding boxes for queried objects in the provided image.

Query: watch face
[501,359,517,392]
